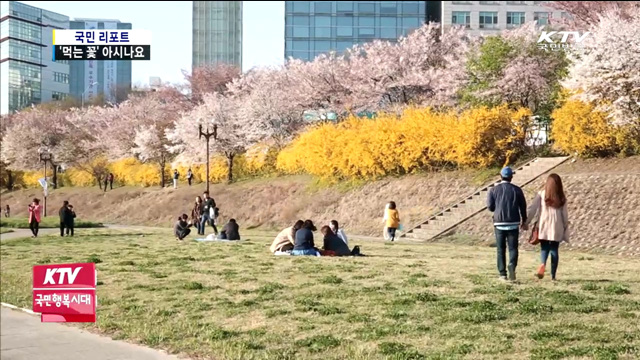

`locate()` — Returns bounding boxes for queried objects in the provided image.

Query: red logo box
[33,263,97,322]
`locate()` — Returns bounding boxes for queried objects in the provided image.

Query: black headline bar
[54,45,151,61]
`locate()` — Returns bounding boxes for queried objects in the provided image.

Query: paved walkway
[0,224,167,242]
[0,307,182,360]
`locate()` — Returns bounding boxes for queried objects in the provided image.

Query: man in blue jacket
[487,167,527,281]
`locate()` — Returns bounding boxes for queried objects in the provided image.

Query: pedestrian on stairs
[487,167,527,282]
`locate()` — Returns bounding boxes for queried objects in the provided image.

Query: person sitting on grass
[329,220,348,246]
[270,220,304,253]
[174,214,192,241]
[219,218,240,241]
[320,226,352,256]
[291,220,319,256]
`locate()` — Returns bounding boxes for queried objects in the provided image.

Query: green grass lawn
[1,229,639,360]
[0,216,103,229]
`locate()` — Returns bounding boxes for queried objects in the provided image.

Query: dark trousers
[540,240,560,279]
[60,222,66,237]
[199,214,209,235]
[109,180,113,190]
[494,228,519,277]
[66,222,74,236]
[104,181,108,191]
[387,227,397,241]
[188,177,192,186]
[30,219,39,237]
[176,228,191,240]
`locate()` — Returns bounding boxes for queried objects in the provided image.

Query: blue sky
[23,1,285,86]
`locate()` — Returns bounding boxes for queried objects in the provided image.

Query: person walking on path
[187,168,193,186]
[385,201,400,242]
[108,173,115,190]
[66,204,76,236]
[172,170,180,189]
[487,167,528,282]
[28,198,42,238]
[58,201,72,237]
[4,204,9,218]
[103,175,109,192]
[524,174,570,281]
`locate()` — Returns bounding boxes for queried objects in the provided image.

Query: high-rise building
[69,18,132,104]
[441,1,563,35]
[284,1,561,62]
[192,1,243,68]
[1,1,70,114]
[284,1,431,61]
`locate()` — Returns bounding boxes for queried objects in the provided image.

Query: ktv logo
[537,31,592,52]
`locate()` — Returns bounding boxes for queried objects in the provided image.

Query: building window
[313,1,332,14]
[52,91,68,101]
[53,72,69,84]
[507,12,525,28]
[381,27,397,39]
[534,12,550,25]
[336,1,353,13]
[358,17,375,27]
[357,2,375,14]
[358,27,375,38]
[293,27,310,38]
[315,27,331,38]
[292,1,310,13]
[479,12,499,29]
[54,59,69,65]
[380,2,397,15]
[452,11,471,28]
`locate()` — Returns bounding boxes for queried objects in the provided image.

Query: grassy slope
[1,229,638,360]
[0,170,486,237]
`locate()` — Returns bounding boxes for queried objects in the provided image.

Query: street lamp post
[38,148,53,217]
[198,124,217,194]
[82,81,99,107]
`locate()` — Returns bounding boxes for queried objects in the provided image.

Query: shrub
[277,105,531,182]
[551,100,639,157]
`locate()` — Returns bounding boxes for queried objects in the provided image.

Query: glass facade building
[192,1,242,68]
[1,1,70,114]
[69,19,132,104]
[285,1,428,61]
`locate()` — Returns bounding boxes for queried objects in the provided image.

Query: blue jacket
[487,181,527,226]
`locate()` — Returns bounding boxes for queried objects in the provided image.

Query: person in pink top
[28,198,42,238]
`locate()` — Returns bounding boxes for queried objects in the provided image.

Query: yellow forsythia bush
[277,105,531,181]
[551,100,639,157]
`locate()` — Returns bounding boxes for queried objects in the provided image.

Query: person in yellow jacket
[385,201,400,242]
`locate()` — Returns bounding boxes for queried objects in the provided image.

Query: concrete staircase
[401,156,572,241]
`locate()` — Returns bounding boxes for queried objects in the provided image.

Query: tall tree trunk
[53,165,58,189]
[226,153,234,184]
[6,170,14,191]
[159,156,166,188]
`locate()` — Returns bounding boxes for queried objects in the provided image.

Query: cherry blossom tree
[229,67,309,147]
[124,90,191,187]
[182,63,241,105]
[167,92,271,183]
[346,23,471,112]
[547,1,640,29]
[563,8,640,127]
[464,21,568,118]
